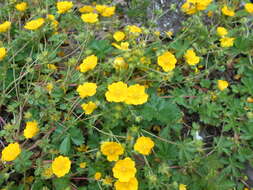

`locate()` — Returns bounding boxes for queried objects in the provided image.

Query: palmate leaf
[89,39,114,58]
[139,94,182,125]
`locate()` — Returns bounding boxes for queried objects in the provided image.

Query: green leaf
[59,135,71,155]
[89,39,113,58]
[235,36,253,53]
[139,94,182,125]
[53,178,71,190]
[32,180,44,189]
[70,128,84,145]
[14,150,33,173]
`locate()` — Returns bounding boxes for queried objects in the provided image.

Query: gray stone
[148,0,186,33]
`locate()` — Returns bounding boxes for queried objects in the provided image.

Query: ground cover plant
[0,0,253,189]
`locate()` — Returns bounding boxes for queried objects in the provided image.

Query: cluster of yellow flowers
[46,14,59,31]
[105,82,149,105]
[76,81,148,115]
[111,25,142,51]
[80,4,116,23]
[182,0,253,16]
[0,21,8,61]
[99,136,154,190]
[181,0,213,15]
[216,27,235,48]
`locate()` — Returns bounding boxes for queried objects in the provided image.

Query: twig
[141,129,178,145]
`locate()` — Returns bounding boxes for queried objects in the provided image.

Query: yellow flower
[125,84,149,105]
[81,101,97,114]
[105,81,128,102]
[95,5,107,13]
[247,97,253,103]
[57,1,73,14]
[80,55,98,72]
[24,18,45,30]
[154,31,160,36]
[245,3,253,13]
[47,64,57,70]
[101,6,116,17]
[181,0,212,14]
[114,177,138,190]
[113,57,128,70]
[47,14,55,21]
[134,136,154,155]
[217,80,229,91]
[207,11,213,17]
[94,172,102,180]
[76,82,97,98]
[15,2,28,12]
[52,156,71,177]
[76,144,89,152]
[100,142,124,161]
[79,162,87,168]
[24,121,39,139]
[181,2,198,15]
[221,6,235,16]
[184,49,200,66]
[0,21,11,32]
[127,25,142,34]
[112,42,129,50]
[113,31,125,42]
[1,142,21,162]
[166,30,173,38]
[179,184,187,190]
[43,167,53,178]
[113,157,137,182]
[46,15,58,29]
[216,27,228,37]
[103,176,113,185]
[220,37,235,48]
[81,13,98,23]
[79,5,94,13]
[157,51,177,72]
[140,56,151,65]
[0,47,7,61]
[196,0,212,11]
[46,83,53,93]
[24,176,34,184]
